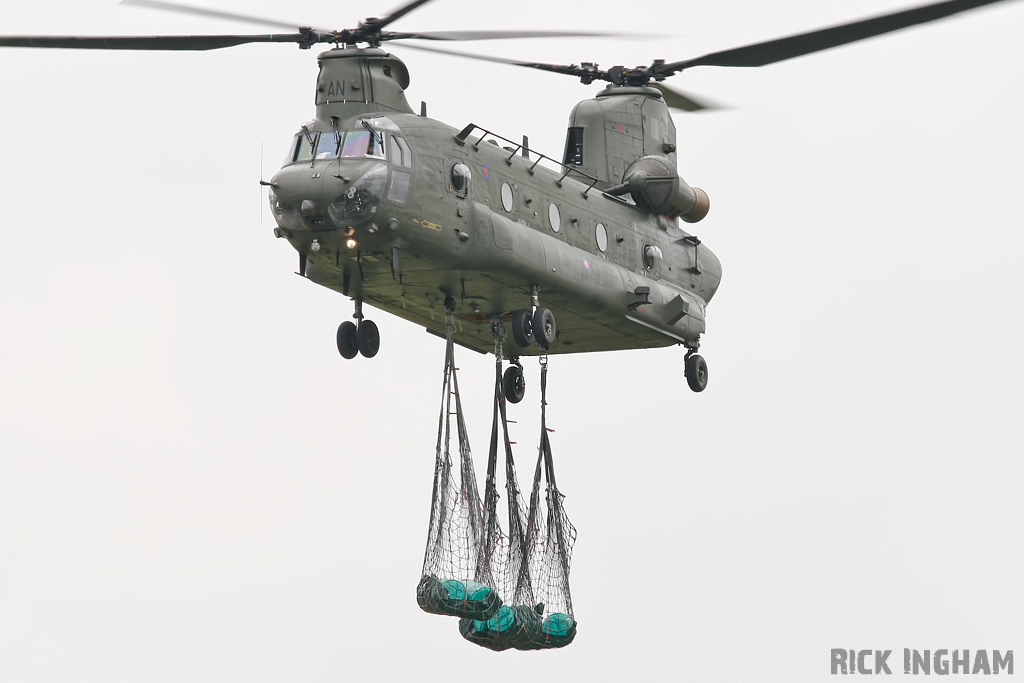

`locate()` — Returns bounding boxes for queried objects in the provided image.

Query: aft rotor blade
[119,0,307,32]
[0,34,305,50]
[386,29,637,41]
[663,0,1018,71]
[649,83,723,112]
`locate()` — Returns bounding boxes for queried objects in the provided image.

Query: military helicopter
[2,0,1015,399]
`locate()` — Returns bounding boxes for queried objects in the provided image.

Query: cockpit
[284,117,403,166]
[271,116,413,232]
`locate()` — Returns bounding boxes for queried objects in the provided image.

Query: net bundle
[417,322,577,650]
[416,320,501,621]
[458,356,577,651]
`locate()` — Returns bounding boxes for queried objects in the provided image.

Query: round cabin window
[548,203,561,233]
[596,223,608,252]
[500,182,514,212]
[450,162,471,194]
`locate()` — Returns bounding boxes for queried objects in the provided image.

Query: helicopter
[1,0,1017,401]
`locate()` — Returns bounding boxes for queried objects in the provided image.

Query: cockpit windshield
[315,132,342,159]
[285,128,385,165]
[341,129,385,158]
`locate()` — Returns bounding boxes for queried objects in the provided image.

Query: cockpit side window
[386,136,413,206]
[286,132,316,165]
[390,135,412,168]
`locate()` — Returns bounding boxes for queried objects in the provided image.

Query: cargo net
[417,315,499,621]
[458,354,577,651]
[416,314,576,651]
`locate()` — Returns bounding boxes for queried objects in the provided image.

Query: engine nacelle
[622,156,710,223]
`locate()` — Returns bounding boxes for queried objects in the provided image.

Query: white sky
[1,1,1022,681]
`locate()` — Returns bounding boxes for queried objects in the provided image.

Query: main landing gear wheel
[503,364,526,404]
[337,321,358,359]
[357,320,380,358]
[532,307,556,349]
[512,309,534,348]
[685,354,709,393]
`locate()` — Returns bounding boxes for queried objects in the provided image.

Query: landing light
[346,239,357,249]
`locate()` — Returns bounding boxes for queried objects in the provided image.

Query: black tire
[512,309,534,348]
[336,321,358,359]
[357,319,380,358]
[532,307,556,349]
[685,354,708,393]
[503,365,526,404]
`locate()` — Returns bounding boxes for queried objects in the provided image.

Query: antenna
[260,141,264,227]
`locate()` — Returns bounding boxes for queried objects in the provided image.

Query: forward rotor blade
[396,43,720,113]
[664,0,1018,71]
[649,83,723,112]
[386,29,637,41]
[394,42,592,76]
[369,0,437,31]
[119,0,307,32]
[0,34,304,50]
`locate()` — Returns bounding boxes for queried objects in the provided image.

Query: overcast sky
[1,1,1023,681]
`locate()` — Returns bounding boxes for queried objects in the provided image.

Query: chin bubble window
[328,163,387,228]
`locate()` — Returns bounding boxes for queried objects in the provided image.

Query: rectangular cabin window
[564,127,584,166]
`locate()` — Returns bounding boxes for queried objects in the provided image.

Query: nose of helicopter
[269,159,389,232]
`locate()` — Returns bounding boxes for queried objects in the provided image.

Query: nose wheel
[356,319,380,358]
[336,298,379,359]
[336,321,358,359]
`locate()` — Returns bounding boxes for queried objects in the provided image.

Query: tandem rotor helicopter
[2,0,1016,399]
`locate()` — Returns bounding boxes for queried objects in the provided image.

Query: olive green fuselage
[269,47,722,356]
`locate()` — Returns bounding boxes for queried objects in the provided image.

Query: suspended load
[458,355,578,651]
[417,316,577,650]
[416,317,501,621]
